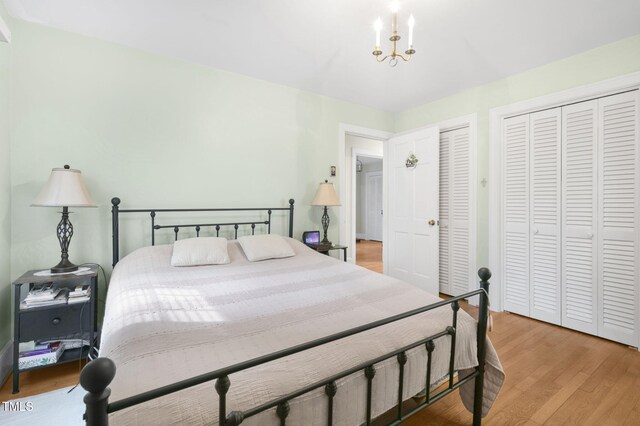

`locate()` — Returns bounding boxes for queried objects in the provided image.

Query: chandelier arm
[376,55,390,63]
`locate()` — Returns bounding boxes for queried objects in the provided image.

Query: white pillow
[237,234,295,262]
[171,237,230,267]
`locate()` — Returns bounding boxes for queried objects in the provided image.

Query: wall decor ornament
[405,153,418,168]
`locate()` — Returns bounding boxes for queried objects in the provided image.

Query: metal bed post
[472,267,491,426]
[288,199,294,238]
[80,358,116,426]
[111,198,120,267]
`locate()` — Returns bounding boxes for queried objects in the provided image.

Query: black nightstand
[12,266,99,393]
[308,244,348,262]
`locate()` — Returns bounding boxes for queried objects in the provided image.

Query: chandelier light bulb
[408,14,415,49]
[374,17,383,50]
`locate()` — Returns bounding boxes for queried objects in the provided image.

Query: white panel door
[388,127,440,295]
[503,114,530,316]
[597,91,639,346]
[439,130,452,295]
[529,108,562,325]
[562,100,599,334]
[366,171,383,241]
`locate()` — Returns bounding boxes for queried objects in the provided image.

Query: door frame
[364,170,383,241]
[489,71,640,312]
[352,151,383,259]
[339,124,393,264]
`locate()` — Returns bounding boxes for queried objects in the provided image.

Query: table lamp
[311,180,341,246]
[32,165,96,273]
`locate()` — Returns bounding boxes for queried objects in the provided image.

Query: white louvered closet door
[562,100,599,334]
[439,131,452,295]
[597,91,639,346]
[503,115,530,316]
[439,127,471,297]
[529,108,562,325]
[451,128,471,295]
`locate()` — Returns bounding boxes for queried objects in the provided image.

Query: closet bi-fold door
[439,127,471,296]
[439,131,452,295]
[597,91,639,346]
[503,115,530,316]
[562,100,598,334]
[529,108,562,324]
[451,128,471,296]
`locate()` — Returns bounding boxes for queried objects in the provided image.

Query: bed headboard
[111,197,295,267]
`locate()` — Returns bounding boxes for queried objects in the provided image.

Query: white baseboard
[356,233,366,240]
[0,339,12,387]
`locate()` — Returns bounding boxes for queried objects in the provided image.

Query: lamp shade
[311,180,341,207]
[32,166,96,207]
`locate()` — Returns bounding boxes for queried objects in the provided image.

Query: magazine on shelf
[68,285,91,304]
[18,341,65,370]
[21,289,68,309]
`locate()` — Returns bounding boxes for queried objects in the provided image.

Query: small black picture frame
[302,231,320,246]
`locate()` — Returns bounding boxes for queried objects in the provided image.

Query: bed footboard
[81,268,492,426]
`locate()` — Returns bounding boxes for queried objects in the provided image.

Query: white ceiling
[4,0,640,112]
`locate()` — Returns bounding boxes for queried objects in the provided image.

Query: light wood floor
[2,287,640,425]
[356,239,383,273]
[356,239,640,424]
[0,359,86,401]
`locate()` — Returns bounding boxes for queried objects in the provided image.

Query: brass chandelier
[372,2,415,67]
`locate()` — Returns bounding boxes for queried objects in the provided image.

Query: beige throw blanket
[100,239,504,425]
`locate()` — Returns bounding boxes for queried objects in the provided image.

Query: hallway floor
[355,240,383,273]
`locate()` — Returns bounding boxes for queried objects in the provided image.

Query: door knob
[428,219,436,226]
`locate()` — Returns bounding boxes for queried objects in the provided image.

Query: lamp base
[52,206,78,273]
[51,259,78,274]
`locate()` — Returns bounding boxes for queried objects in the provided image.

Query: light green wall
[0,4,12,353]
[395,34,640,269]
[4,20,393,348]
[2,16,640,353]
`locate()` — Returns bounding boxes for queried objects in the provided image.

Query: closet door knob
[533,228,539,234]
[587,232,593,239]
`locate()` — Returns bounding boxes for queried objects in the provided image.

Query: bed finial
[289,199,295,206]
[81,357,116,426]
[111,197,121,206]
[478,267,491,282]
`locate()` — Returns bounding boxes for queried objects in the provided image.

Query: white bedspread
[100,239,503,425]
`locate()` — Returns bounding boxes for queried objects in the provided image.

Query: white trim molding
[489,71,640,312]
[0,14,11,43]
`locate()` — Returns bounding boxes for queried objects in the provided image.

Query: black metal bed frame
[80,198,491,426]
[110,197,295,266]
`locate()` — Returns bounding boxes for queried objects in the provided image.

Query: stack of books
[18,341,65,370]
[20,284,68,309]
[68,285,91,304]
